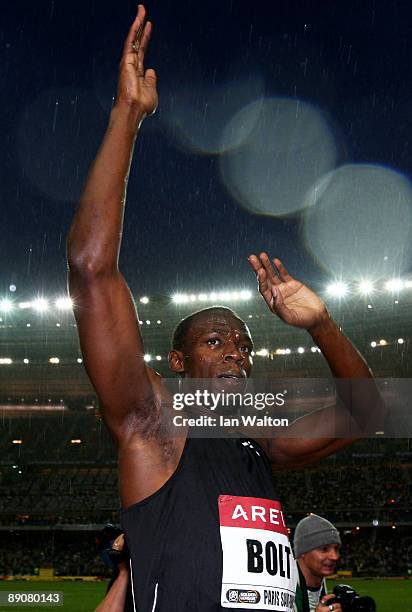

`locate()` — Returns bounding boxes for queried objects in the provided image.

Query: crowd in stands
[1,527,411,579]
[1,441,411,578]
[0,533,109,578]
[1,454,411,525]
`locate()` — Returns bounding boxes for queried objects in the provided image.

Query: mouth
[216,371,246,380]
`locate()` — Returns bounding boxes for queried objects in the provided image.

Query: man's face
[300,544,340,580]
[174,311,254,380]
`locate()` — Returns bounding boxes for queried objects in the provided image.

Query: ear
[168,349,185,374]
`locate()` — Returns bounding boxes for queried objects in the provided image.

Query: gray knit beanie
[293,514,341,558]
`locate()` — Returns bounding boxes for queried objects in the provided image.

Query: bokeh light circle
[220,97,337,216]
[164,74,265,154]
[17,87,104,203]
[303,164,412,277]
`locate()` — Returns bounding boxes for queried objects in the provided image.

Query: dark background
[1,0,411,296]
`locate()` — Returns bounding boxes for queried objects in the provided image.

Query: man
[67,6,378,610]
[293,515,342,612]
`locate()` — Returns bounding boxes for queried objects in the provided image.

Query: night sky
[1,0,411,299]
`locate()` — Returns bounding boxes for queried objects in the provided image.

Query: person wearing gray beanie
[293,515,342,612]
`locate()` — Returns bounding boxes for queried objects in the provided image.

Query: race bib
[219,495,298,610]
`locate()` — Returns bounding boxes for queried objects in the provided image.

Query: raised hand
[248,253,329,331]
[116,5,158,116]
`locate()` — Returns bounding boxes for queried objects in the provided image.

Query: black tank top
[121,437,280,612]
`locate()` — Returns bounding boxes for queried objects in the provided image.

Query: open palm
[117,5,158,116]
[248,253,328,330]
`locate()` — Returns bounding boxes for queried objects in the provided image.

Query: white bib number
[219,495,297,610]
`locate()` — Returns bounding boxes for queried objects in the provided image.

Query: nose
[223,342,244,363]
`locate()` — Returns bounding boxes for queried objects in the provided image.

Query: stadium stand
[0,290,411,579]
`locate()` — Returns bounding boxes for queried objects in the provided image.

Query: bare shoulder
[119,367,188,506]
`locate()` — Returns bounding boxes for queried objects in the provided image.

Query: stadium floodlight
[218,291,231,301]
[156,320,162,324]
[297,347,305,354]
[49,357,60,364]
[145,320,151,325]
[23,359,29,364]
[326,281,348,298]
[0,298,13,312]
[19,301,32,309]
[172,293,189,304]
[139,296,149,304]
[0,358,12,364]
[379,339,387,346]
[70,439,82,444]
[172,289,252,304]
[12,439,23,444]
[77,358,83,363]
[275,349,286,355]
[256,348,269,357]
[33,298,49,313]
[310,346,318,353]
[397,338,404,345]
[385,279,404,292]
[143,354,152,362]
[240,290,252,300]
[55,297,73,310]
[370,341,377,348]
[357,279,375,295]
[155,355,162,361]
[285,348,291,355]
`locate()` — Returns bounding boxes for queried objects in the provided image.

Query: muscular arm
[248,254,384,468]
[67,7,178,505]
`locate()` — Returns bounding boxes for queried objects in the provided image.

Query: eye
[207,337,221,347]
[240,345,251,353]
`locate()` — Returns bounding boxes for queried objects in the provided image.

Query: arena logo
[226,589,261,604]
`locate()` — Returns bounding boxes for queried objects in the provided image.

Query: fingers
[247,254,262,274]
[248,255,273,306]
[123,5,153,62]
[111,533,125,551]
[135,20,152,80]
[259,252,282,285]
[249,252,284,285]
[273,257,293,282]
[317,595,341,612]
[123,5,146,56]
[145,68,157,84]
[248,256,268,290]
[138,19,152,56]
